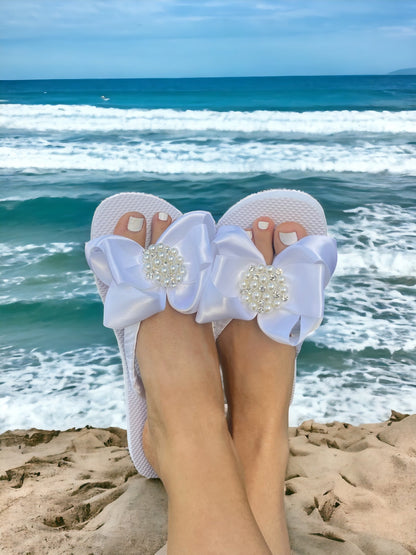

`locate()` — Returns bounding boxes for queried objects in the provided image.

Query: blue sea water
[0,75,415,431]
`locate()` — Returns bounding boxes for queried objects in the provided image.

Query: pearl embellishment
[239,264,288,313]
[143,243,186,288]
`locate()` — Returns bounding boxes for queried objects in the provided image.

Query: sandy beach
[0,410,414,554]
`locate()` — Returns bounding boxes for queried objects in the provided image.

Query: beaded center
[239,264,288,314]
[143,243,186,288]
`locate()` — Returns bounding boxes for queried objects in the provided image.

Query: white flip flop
[196,189,337,403]
[86,193,216,478]
[206,188,335,340]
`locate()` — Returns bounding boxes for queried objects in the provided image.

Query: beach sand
[0,411,415,554]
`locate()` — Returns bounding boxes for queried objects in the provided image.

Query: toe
[252,217,274,265]
[151,211,172,244]
[273,221,307,255]
[114,211,146,246]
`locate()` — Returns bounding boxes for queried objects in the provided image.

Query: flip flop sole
[218,189,327,235]
[215,188,330,404]
[90,192,182,478]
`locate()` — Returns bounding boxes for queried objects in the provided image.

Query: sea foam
[0,346,125,431]
[1,343,414,431]
[1,139,415,175]
[1,104,416,134]
[290,357,416,426]
[0,242,79,267]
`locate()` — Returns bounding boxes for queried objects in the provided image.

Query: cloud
[3,0,413,42]
[379,24,416,38]
[1,0,415,79]
[0,0,171,39]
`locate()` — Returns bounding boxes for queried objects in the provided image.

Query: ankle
[148,403,227,457]
[152,412,231,483]
[230,403,289,436]
[231,418,289,469]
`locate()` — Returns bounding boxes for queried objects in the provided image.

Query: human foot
[218,216,307,423]
[86,194,218,478]
[113,210,224,476]
[217,218,306,554]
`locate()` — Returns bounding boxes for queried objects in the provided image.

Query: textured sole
[90,192,182,478]
[218,189,327,234]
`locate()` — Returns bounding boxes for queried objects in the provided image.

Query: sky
[0,0,415,80]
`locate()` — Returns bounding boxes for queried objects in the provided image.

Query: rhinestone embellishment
[239,264,288,314]
[143,244,186,288]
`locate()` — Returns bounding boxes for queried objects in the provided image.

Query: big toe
[273,222,307,255]
[114,211,146,246]
[252,217,275,265]
[150,211,172,244]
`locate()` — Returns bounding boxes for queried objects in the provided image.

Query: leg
[114,211,272,555]
[217,218,307,555]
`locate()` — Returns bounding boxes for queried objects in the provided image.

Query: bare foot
[217,217,307,555]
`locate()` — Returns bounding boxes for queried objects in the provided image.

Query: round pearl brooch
[239,264,288,314]
[143,243,186,288]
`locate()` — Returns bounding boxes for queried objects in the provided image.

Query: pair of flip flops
[85,189,337,478]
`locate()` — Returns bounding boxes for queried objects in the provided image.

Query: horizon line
[0,72,411,82]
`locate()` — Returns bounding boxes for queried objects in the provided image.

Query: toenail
[258,221,270,230]
[127,216,144,232]
[279,231,298,245]
[245,230,253,239]
[158,212,169,221]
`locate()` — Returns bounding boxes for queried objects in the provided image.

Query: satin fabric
[196,226,337,346]
[85,211,216,329]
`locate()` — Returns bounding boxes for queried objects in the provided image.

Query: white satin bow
[85,211,216,329]
[196,226,337,346]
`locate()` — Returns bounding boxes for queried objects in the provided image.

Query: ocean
[1,75,415,431]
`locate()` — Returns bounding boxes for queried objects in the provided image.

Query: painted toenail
[279,231,298,245]
[258,221,270,230]
[127,216,144,232]
[158,212,169,221]
[245,230,253,239]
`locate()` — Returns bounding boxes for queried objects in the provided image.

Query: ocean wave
[0,270,95,305]
[1,104,416,134]
[0,344,414,431]
[290,357,416,426]
[317,284,416,354]
[0,242,80,267]
[318,204,416,354]
[1,139,415,175]
[336,249,416,277]
[330,204,416,276]
[0,345,125,431]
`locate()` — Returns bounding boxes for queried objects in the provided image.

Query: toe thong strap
[196,226,337,346]
[85,211,216,329]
